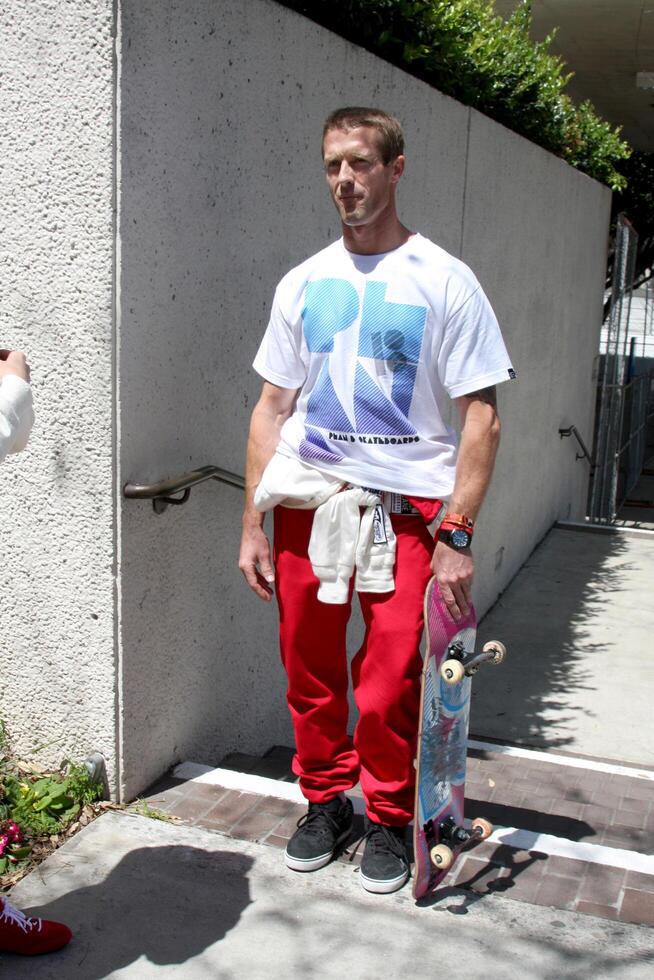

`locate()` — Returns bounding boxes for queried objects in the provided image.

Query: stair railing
[124,465,245,514]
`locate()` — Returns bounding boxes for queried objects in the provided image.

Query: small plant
[131,799,177,823]
[0,770,101,837]
[0,723,105,885]
[65,763,105,809]
[0,821,31,875]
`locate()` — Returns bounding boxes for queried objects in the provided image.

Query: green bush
[280,0,630,188]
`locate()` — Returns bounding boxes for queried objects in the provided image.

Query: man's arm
[431,386,501,621]
[239,381,298,601]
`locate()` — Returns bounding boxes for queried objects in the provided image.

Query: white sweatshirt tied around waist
[253,450,396,604]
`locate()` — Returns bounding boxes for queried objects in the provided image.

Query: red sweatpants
[273,505,436,826]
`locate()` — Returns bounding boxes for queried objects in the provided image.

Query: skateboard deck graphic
[412,576,505,900]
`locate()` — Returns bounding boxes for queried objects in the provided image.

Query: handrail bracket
[152,488,191,514]
[559,425,593,468]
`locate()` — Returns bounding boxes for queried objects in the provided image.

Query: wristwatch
[438,526,472,550]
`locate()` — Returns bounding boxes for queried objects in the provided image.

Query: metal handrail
[124,465,245,514]
[558,425,594,468]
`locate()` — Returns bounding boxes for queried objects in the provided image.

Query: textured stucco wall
[117,0,610,797]
[0,2,117,786]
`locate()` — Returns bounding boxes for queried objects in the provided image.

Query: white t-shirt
[253,233,515,497]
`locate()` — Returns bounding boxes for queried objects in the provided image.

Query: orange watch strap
[442,511,474,529]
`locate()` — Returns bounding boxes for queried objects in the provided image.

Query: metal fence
[615,369,654,510]
[588,215,640,522]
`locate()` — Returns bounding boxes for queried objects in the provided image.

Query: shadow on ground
[466,800,595,840]
[2,845,253,978]
[418,846,549,914]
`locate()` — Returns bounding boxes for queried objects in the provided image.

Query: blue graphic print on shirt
[303,279,359,353]
[305,360,355,433]
[301,278,428,439]
[299,425,344,464]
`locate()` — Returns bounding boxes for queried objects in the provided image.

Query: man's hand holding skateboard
[431,539,474,623]
[435,385,501,622]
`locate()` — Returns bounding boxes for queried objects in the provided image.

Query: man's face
[322,126,404,228]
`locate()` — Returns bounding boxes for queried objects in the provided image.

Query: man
[0,347,73,955]
[239,107,514,894]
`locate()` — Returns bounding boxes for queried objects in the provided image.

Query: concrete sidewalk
[4,811,654,979]
[5,521,654,976]
[474,524,654,765]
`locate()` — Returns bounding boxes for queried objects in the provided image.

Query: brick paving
[142,744,654,927]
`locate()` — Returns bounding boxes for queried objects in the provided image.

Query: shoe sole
[359,868,409,894]
[284,848,334,872]
[284,824,355,873]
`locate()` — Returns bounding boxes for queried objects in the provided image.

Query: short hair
[322,107,405,164]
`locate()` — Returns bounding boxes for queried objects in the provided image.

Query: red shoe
[0,896,72,955]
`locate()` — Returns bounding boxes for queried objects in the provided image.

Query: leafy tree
[611,153,654,295]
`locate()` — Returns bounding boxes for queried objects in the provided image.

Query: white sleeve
[437,286,515,398]
[252,287,307,390]
[0,375,34,463]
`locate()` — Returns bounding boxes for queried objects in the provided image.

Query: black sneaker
[284,797,354,872]
[358,817,410,894]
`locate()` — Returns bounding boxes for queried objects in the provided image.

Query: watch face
[450,528,471,549]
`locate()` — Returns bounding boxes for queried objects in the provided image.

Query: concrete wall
[0,2,118,784]
[462,111,609,611]
[117,0,610,798]
[116,0,478,799]
[0,0,611,800]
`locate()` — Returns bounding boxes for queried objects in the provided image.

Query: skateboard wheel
[482,640,506,665]
[429,843,454,870]
[471,817,493,840]
[440,659,465,684]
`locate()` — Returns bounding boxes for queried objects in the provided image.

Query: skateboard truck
[440,639,506,685]
[426,814,494,871]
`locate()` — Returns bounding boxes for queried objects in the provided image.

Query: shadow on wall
[7,845,253,978]
[472,528,633,751]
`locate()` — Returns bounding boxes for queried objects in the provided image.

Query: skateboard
[412,575,506,900]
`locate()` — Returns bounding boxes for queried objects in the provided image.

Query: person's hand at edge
[0,350,31,384]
